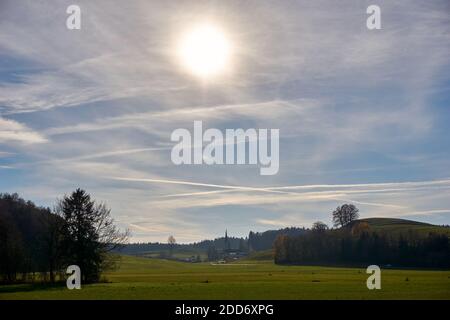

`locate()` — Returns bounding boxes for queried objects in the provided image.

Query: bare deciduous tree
[332,204,359,228]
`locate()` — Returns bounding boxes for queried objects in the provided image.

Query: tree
[56,189,128,283]
[207,246,219,261]
[273,234,289,264]
[0,193,50,283]
[248,231,255,252]
[238,238,247,252]
[332,204,359,228]
[40,211,64,283]
[0,215,25,283]
[351,221,370,236]
[168,235,176,257]
[312,221,328,233]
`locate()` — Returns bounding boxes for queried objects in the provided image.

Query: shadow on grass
[0,282,66,294]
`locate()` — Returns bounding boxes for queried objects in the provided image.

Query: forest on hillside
[274,221,450,268]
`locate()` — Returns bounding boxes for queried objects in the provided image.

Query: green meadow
[1,255,449,300]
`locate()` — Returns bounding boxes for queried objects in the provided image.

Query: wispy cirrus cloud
[0,117,47,144]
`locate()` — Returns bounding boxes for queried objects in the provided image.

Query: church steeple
[225,229,230,250]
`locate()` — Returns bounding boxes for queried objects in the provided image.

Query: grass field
[0,255,449,300]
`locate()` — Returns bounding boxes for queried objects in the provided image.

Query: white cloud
[0,118,47,144]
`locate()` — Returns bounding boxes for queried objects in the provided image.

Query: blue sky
[1,0,450,242]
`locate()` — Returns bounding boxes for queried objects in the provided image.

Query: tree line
[248,227,306,251]
[274,204,450,268]
[118,235,246,256]
[0,189,128,284]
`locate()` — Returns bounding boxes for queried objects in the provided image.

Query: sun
[177,24,231,78]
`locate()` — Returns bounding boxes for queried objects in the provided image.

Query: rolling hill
[356,217,450,237]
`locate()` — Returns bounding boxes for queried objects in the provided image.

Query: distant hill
[274,217,450,268]
[354,217,450,237]
[245,218,450,262]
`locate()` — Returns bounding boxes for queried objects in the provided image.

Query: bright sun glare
[178,24,231,78]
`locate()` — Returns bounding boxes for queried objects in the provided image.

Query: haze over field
[1,0,450,242]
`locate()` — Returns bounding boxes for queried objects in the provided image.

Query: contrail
[108,176,450,194]
[108,175,422,209]
[269,179,450,190]
[154,189,238,198]
[108,176,289,194]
